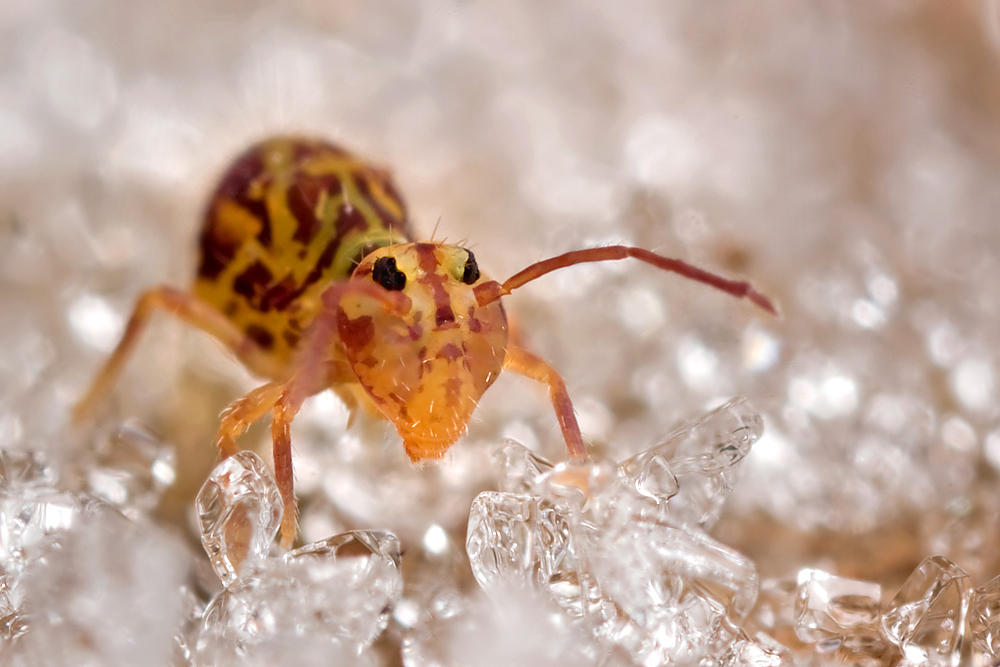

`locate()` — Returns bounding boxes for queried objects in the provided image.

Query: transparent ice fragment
[172,585,204,667]
[86,421,176,518]
[0,487,87,566]
[621,397,763,527]
[793,569,882,647]
[591,514,759,623]
[724,629,795,667]
[296,526,401,565]
[466,491,573,596]
[0,490,146,654]
[193,530,402,665]
[497,440,555,494]
[196,451,282,587]
[654,397,763,475]
[0,567,27,647]
[752,577,798,638]
[970,574,1000,667]
[401,588,605,667]
[467,482,614,648]
[284,530,401,646]
[617,447,679,503]
[19,509,190,667]
[591,464,757,657]
[0,449,56,491]
[468,459,760,667]
[881,555,971,667]
[0,480,121,653]
[533,458,622,516]
[836,624,897,667]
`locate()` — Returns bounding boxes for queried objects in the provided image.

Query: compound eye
[372,256,407,291]
[461,250,480,285]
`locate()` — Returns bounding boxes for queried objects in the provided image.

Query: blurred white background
[3,1,1000,664]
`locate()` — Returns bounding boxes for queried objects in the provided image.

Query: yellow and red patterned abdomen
[193,137,411,375]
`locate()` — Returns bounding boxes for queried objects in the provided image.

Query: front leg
[262,279,410,549]
[271,383,308,549]
[503,345,590,462]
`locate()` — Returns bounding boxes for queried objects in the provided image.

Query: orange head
[336,243,508,461]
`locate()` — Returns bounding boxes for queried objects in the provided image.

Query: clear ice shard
[283,530,402,646]
[466,491,573,595]
[793,569,882,647]
[193,530,402,666]
[468,442,760,666]
[591,513,759,621]
[0,449,56,491]
[497,440,555,494]
[0,488,78,565]
[618,397,763,527]
[881,555,971,667]
[617,446,679,504]
[0,449,97,654]
[0,564,27,647]
[19,506,190,667]
[196,451,282,587]
[751,577,800,650]
[85,421,176,518]
[0,443,186,665]
[723,629,795,667]
[970,574,1000,667]
[401,589,605,667]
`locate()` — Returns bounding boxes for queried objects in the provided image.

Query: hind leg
[73,285,287,424]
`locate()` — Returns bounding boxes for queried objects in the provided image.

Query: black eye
[371,256,406,291]
[461,250,480,285]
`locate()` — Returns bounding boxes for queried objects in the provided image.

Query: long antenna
[473,245,778,315]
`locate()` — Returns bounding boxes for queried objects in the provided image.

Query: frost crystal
[196,451,283,587]
[618,397,763,527]
[19,509,189,667]
[723,630,795,667]
[881,555,971,667]
[466,491,573,595]
[468,405,764,666]
[0,450,56,491]
[0,487,79,566]
[85,421,176,518]
[193,530,402,666]
[401,589,605,667]
[969,574,1000,667]
[497,440,556,494]
[0,451,189,667]
[793,569,882,648]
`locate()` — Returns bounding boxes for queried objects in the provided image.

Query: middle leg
[214,374,324,550]
[232,278,410,548]
[214,381,286,458]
